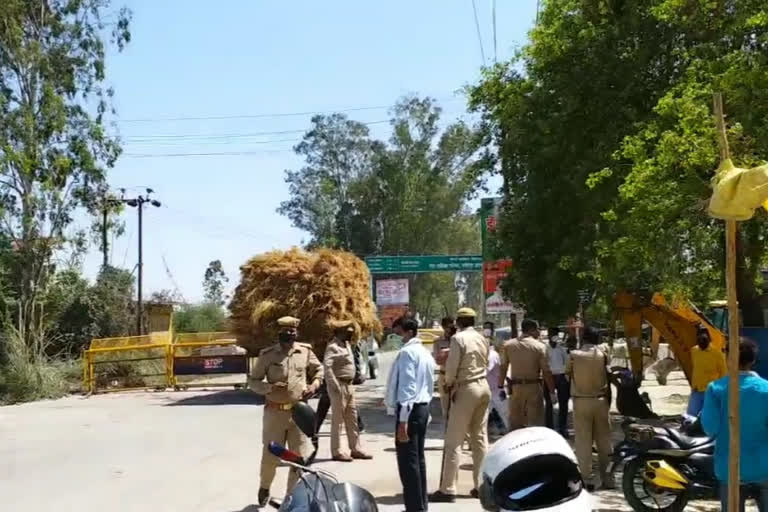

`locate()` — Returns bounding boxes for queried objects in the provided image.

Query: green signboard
[365,255,482,274]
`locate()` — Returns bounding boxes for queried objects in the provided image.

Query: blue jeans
[720,481,768,512]
[687,390,705,416]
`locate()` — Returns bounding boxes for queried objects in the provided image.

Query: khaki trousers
[329,382,361,457]
[260,407,311,493]
[439,379,491,494]
[508,382,544,430]
[573,397,612,485]
[437,373,449,417]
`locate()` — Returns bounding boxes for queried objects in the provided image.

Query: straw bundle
[229,248,381,355]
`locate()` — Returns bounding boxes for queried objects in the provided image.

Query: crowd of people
[246,310,768,512]
[386,308,616,512]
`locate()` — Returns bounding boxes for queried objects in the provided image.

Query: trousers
[489,387,508,430]
[260,407,311,493]
[573,396,612,485]
[329,382,361,457]
[396,403,429,512]
[439,380,491,494]
[508,382,544,430]
[544,374,571,435]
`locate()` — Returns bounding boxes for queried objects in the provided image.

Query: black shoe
[258,488,269,507]
[470,488,479,499]
[429,491,456,503]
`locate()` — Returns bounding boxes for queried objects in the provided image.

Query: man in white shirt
[545,327,571,437]
[484,321,508,433]
[386,317,436,512]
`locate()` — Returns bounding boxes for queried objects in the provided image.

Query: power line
[492,0,498,63]
[115,96,463,123]
[471,0,487,64]
[120,121,390,142]
[123,149,295,158]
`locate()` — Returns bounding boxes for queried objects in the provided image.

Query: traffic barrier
[83,335,172,393]
[83,332,250,393]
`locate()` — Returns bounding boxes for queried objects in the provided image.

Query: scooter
[611,415,715,512]
[269,402,378,512]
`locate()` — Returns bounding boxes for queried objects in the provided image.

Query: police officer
[567,326,614,490]
[250,316,323,506]
[432,316,456,417]
[430,308,491,503]
[499,318,555,431]
[324,320,372,462]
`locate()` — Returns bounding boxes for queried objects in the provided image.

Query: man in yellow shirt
[688,326,726,416]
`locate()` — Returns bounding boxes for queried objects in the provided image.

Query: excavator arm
[614,291,726,383]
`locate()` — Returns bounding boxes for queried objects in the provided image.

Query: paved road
[0,351,750,511]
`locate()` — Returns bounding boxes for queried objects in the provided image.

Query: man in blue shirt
[386,317,436,512]
[702,338,768,511]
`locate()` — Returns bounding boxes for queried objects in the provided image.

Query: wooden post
[714,92,741,512]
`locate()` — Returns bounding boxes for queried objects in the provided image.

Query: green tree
[0,0,131,341]
[174,303,226,333]
[279,96,491,317]
[203,259,228,306]
[469,0,768,323]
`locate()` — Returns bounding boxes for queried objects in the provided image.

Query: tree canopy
[279,96,491,318]
[470,0,768,323]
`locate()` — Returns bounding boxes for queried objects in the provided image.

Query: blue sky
[80,0,538,301]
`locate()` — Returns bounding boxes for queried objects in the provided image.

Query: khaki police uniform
[438,323,491,495]
[499,336,551,430]
[432,334,452,416]
[567,343,613,488]
[250,319,323,495]
[324,336,366,458]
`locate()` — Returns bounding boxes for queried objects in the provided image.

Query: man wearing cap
[499,319,555,431]
[249,316,323,506]
[567,326,614,490]
[324,320,373,462]
[430,307,491,503]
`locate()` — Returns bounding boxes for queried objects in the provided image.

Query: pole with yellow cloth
[709,92,768,511]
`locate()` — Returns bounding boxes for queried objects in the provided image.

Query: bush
[174,303,226,333]
[0,325,69,404]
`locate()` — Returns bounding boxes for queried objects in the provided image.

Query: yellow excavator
[613,291,727,384]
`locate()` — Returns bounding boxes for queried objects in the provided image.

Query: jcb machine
[613,291,726,384]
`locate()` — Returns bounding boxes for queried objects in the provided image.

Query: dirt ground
[0,353,756,511]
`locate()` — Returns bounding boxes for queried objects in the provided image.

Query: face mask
[483,329,492,337]
[549,338,558,347]
[278,332,295,345]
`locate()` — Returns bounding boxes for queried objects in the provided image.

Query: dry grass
[229,248,380,355]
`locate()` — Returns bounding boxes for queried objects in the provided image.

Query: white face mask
[483,329,493,337]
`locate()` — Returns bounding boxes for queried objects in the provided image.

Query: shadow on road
[227,506,260,512]
[165,390,265,406]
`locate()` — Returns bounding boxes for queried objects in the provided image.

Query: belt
[458,376,486,386]
[508,377,542,385]
[266,400,295,411]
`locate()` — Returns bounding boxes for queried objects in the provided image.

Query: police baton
[438,387,453,490]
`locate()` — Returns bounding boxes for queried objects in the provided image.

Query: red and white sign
[375,279,409,306]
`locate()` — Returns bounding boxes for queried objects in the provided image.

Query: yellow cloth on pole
[708,158,768,220]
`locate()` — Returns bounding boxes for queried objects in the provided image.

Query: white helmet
[479,427,592,511]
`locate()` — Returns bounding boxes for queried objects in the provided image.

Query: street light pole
[117,188,161,336]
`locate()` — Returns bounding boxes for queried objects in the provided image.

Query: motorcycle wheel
[622,458,689,512]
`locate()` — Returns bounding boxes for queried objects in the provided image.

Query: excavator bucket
[614,291,726,386]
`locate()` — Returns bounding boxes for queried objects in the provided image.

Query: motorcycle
[268,402,378,512]
[610,415,715,512]
[268,442,378,512]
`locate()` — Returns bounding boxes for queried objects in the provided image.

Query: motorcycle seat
[664,428,712,450]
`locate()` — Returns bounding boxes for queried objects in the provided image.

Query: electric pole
[115,188,161,335]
